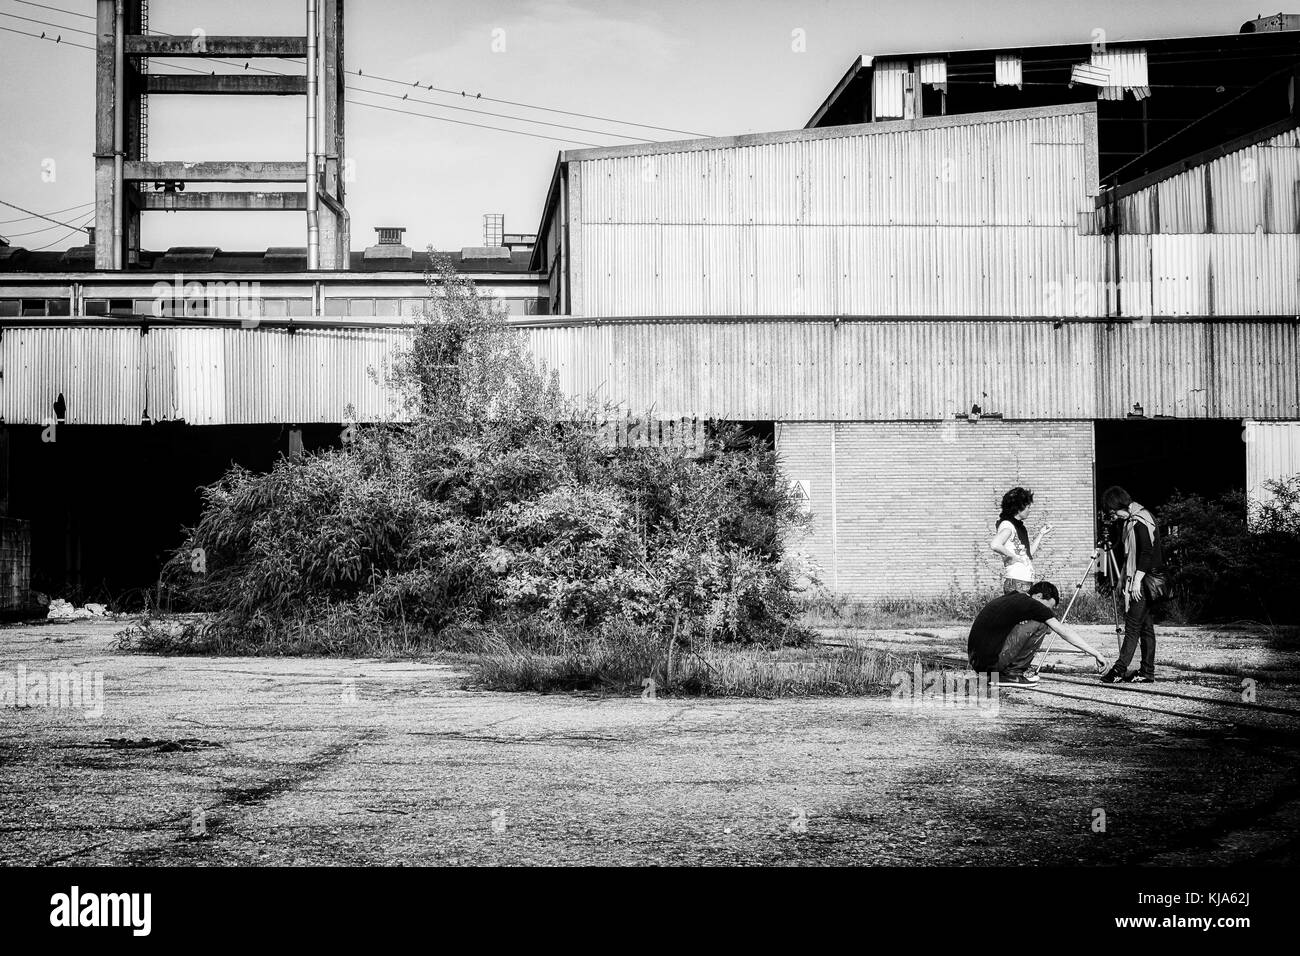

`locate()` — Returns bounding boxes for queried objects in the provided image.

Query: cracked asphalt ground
[2,619,1299,865]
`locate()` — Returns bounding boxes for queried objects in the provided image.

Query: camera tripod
[1031,538,1124,674]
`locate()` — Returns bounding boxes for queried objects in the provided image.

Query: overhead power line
[24,211,97,251]
[343,99,604,147]
[346,80,652,141]
[3,21,623,146]
[8,3,705,139]
[0,197,93,233]
[344,69,709,138]
[0,200,95,224]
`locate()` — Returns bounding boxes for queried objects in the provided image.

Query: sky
[0,0,1279,253]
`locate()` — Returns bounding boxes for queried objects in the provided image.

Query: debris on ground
[46,599,106,621]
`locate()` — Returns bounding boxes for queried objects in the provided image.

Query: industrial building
[2,7,1299,605]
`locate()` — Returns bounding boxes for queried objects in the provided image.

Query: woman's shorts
[1003,578,1032,594]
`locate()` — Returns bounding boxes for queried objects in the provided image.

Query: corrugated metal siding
[871,59,908,119]
[994,55,1022,87]
[1115,127,1300,316]
[1091,48,1147,100]
[1,327,144,424]
[1118,233,1300,316]
[574,108,1102,317]
[3,326,409,425]
[524,319,1300,421]
[1246,421,1300,500]
[917,57,946,87]
[1118,128,1300,236]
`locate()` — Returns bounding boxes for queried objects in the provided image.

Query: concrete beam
[123,36,307,57]
[124,161,307,182]
[137,191,308,211]
[143,75,307,95]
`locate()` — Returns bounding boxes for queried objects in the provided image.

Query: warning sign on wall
[788,479,812,515]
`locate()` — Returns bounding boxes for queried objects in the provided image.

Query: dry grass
[475,632,905,698]
[801,586,1123,629]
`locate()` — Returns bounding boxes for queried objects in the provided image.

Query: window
[46,299,70,316]
[375,298,400,318]
[324,298,348,316]
[84,299,109,316]
[286,299,312,317]
[0,300,20,317]
[21,299,46,317]
[348,298,375,317]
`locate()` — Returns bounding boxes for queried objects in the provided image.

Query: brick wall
[0,517,32,614]
[776,421,1095,599]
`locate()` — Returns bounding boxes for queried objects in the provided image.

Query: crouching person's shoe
[1099,665,1126,684]
[998,672,1040,687]
[1126,673,1156,684]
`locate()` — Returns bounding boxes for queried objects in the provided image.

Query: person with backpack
[1098,485,1165,684]
[990,487,1053,594]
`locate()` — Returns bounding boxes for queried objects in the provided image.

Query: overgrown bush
[159,254,815,651]
[1162,475,1300,624]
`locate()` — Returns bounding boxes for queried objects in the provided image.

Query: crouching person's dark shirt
[967,592,1057,671]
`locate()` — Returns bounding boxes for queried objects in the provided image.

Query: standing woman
[990,487,1053,594]
[1099,485,1163,684]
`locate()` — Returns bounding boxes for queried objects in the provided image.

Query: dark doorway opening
[1094,419,1245,515]
[6,423,343,604]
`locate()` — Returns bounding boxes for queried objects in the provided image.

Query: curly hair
[999,487,1034,520]
[1101,485,1132,512]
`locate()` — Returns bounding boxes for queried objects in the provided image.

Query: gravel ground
[2,618,1298,866]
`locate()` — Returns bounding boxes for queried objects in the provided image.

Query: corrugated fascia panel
[522,320,1299,422]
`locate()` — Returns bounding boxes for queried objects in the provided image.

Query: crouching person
[967,581,1110,686]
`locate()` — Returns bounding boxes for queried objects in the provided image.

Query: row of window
[0,297,550,318]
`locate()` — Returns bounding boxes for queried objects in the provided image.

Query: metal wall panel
[1114,127,1300,315]
[1091,47,1148,100]
[0,327,143,424]
[871,59,908,119]
[1246,421,1300,500]
[1118,232,1300,316]
[572,107,1102,318]
[3,326,409,425]
[524,319,1300,421]
[1118,128,1300,236]
[5,319,1296,426]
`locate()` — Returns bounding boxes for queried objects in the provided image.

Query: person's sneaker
[1126,673,1156,684]
[998,672,1040,686]
[1099,666,1126,684]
